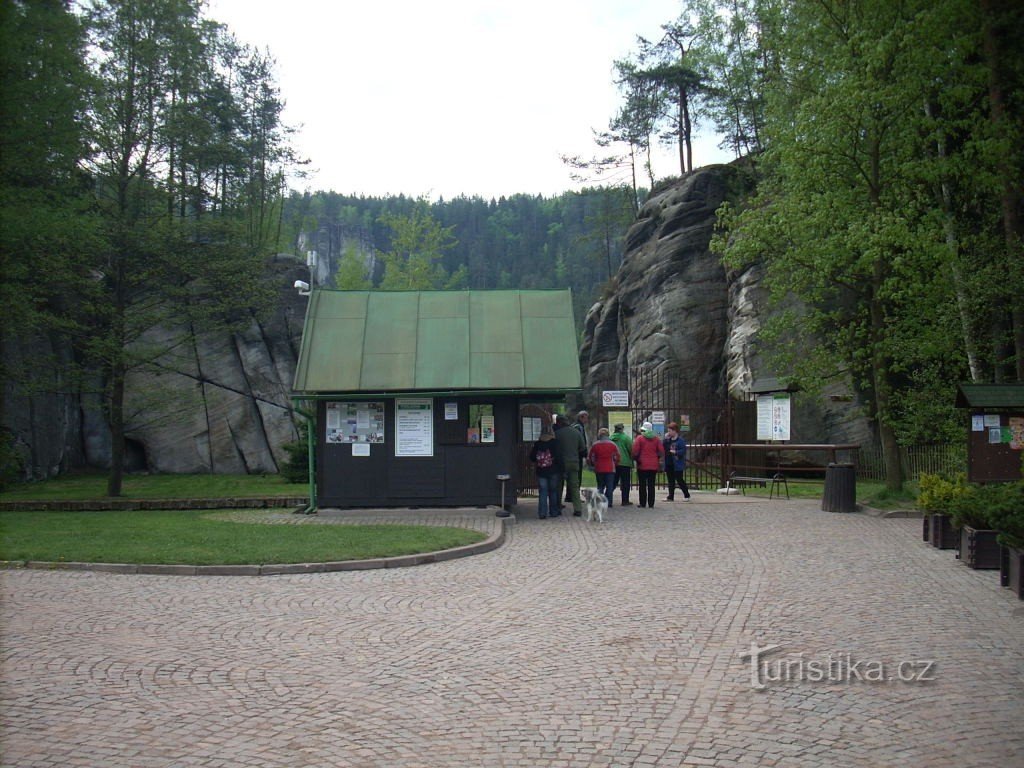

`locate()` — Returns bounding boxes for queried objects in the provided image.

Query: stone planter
[928,513,957,550]
[1000,546,1024,600]
[958,526,1001,570]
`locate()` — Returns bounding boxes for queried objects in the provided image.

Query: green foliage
[68,0,297,495]
[916,473,970,513]
[982,482,1024,550]
[332,244,373,289]
[279,419,312,485]
[945,483,995,530]
[0,430,23,492]
[378,202,459,290]
[710,0,1024,490]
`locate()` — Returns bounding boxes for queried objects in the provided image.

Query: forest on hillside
[279,186,640,328]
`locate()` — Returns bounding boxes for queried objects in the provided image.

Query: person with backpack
[530,429,564,519]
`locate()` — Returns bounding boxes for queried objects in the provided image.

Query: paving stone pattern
[2,496,1022,767]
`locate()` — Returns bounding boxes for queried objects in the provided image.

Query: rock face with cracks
[3,258,311,479]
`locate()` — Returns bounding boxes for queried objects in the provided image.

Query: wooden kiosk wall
[316,396,521,508]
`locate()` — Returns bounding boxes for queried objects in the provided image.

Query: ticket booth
[292,289,581,508]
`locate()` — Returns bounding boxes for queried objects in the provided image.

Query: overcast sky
[205,0,733,200]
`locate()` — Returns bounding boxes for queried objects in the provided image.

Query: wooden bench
[727,471,789,500]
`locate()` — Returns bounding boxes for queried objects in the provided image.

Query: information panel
[756,393,791,441]
[326,402,385,444]
[396,399,434,456]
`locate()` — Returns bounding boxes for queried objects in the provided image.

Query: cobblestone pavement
[2,495,1022,767]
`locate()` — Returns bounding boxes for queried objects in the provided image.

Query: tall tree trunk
[870,258,904,491]
[106,358,126,498]
[981,0,1024,379]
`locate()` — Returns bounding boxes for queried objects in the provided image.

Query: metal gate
[593,367,734,491]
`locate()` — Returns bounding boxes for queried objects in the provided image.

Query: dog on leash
[581,487,608,523]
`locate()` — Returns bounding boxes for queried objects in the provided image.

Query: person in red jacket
[587,427,621,507]
[631,421,665,508]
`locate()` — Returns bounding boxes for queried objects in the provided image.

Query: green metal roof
[292,289,581,395]
[955,383,1024,409]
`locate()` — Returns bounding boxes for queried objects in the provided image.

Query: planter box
[922,515,930,542]
[959,526,1001,570]
[928,513,957,550]
[1001,546,1024,599]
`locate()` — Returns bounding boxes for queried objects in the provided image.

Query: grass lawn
[0,509,486,565]
[0,471,308,501]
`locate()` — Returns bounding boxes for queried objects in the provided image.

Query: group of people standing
[528,410,691,519]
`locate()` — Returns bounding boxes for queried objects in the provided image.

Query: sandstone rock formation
[578,163,873,447]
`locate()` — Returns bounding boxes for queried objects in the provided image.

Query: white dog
[582,488,608,523]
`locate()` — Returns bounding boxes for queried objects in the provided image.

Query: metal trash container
[821,463,856,513]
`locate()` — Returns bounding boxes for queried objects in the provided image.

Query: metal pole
[307,407,317,512]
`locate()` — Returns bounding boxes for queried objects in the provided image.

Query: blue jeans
[596,472,616,506]
[537,473,562,518]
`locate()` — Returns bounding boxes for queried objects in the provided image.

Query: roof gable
[293,289,581,395]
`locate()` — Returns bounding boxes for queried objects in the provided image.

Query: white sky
[205,0,734,200]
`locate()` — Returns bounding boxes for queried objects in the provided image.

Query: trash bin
[821,463,856,513]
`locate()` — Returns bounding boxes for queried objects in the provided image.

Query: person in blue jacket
[663,422,691,501]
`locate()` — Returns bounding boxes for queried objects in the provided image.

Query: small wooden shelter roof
[955,383,1024,409]
[292,289,581,397]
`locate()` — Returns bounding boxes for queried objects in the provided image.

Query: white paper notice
[971,415,985,432]
[396,399,433,456]
[352,443,370,457]
[326,405,341,430]
[445,402,458,421]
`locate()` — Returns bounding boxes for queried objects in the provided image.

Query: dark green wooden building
[292,289,581,508]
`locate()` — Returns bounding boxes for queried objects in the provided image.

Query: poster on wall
[1010,417,1024,450]
[326,402,385,444]
[396,399,433,456]
[480,413,495,443]
[757,393,791,441]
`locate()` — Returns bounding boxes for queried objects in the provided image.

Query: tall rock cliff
[579,164,873,447]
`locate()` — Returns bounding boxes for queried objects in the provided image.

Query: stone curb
[0,518,507,577]
[0,497,309,512]
[858,504,923,519]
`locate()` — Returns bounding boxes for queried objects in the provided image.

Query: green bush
[280,419,311,485]
[945,483,994,530]
[0,430,24,492]
[916,473,969,513]
[983,481,1024,550]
